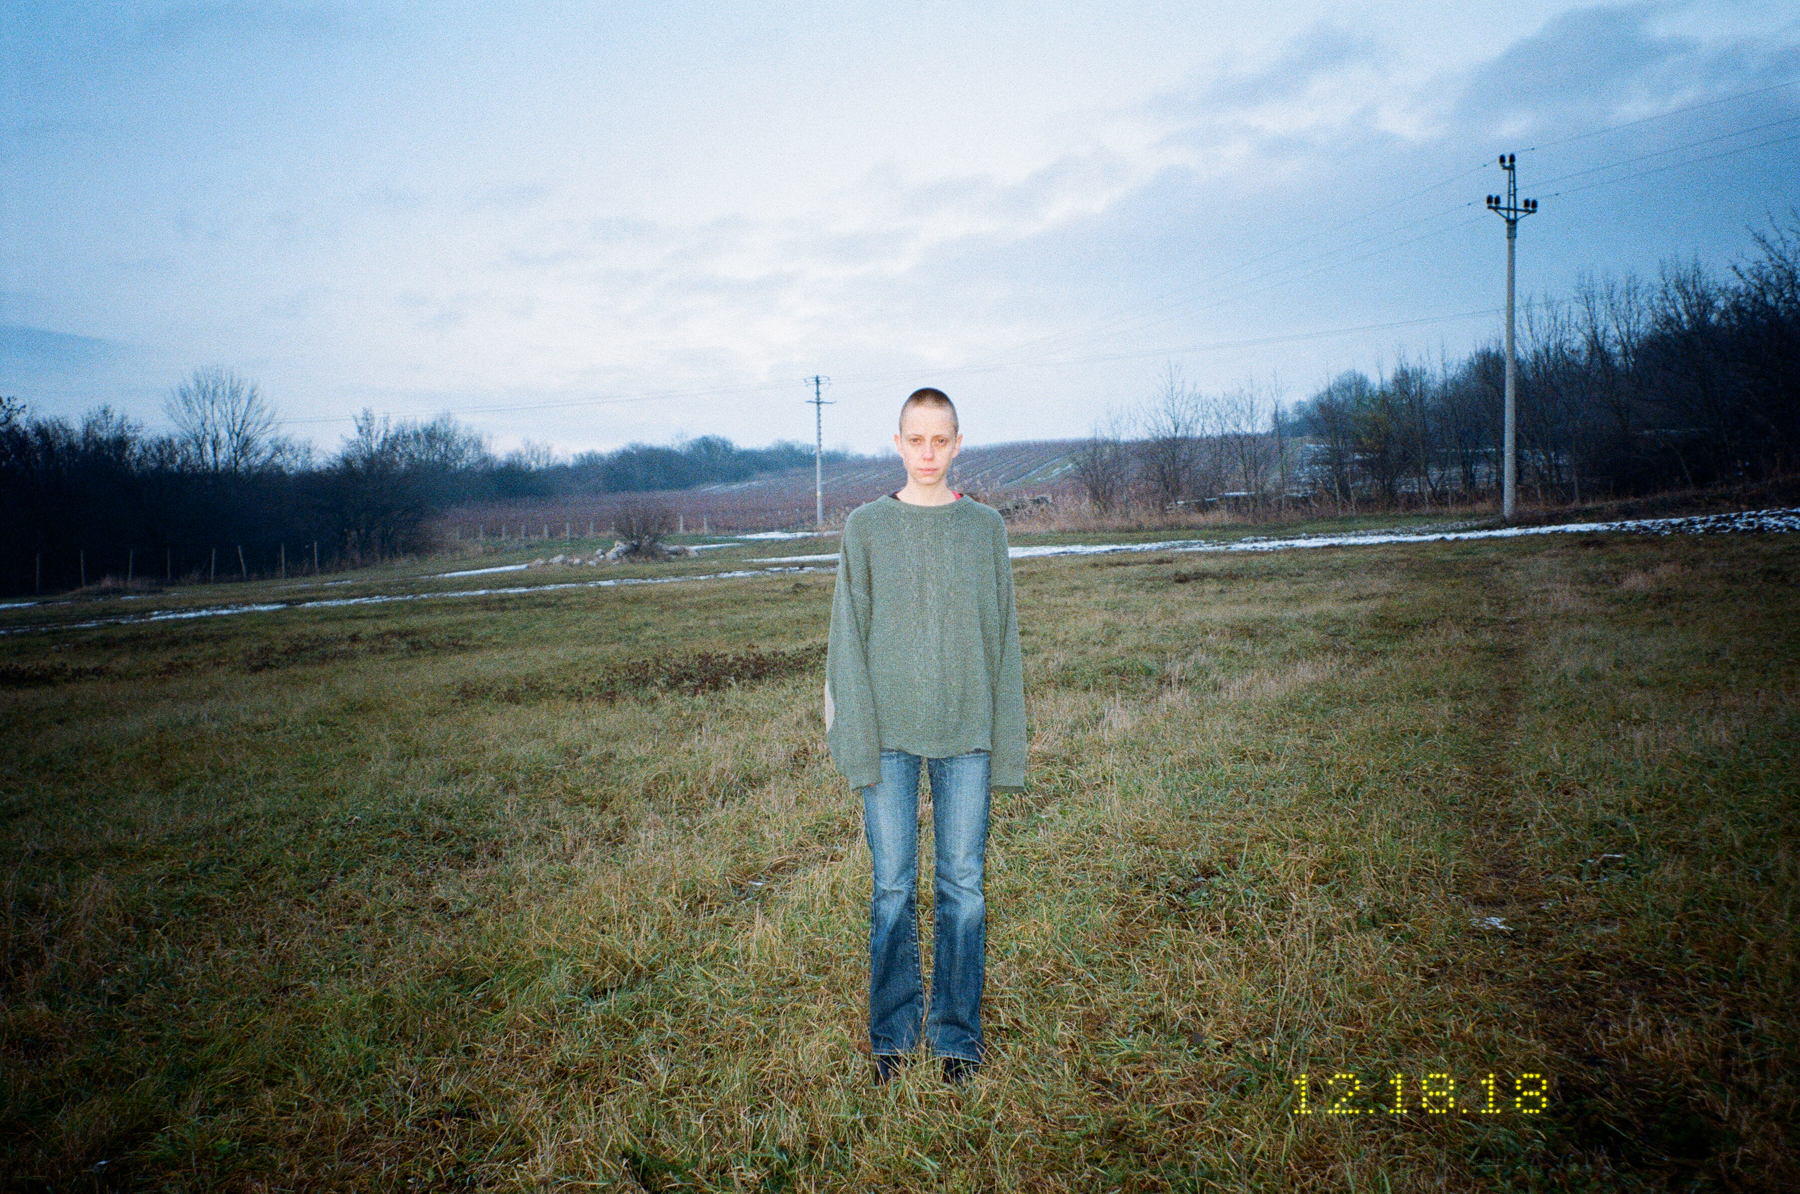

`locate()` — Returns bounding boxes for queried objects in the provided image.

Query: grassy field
[2,527,1796,1191]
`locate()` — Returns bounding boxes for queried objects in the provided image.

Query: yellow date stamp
[1290,1071,1550,1116]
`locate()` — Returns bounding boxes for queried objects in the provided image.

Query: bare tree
[1521,297,1591,500]
[1731,212,1800,474]
[1353,372,1409,506]
[611,498,679,559]
[1387,361,1439,503]
[1219,379,1281,501]
[1138,365,1205,507]
[505,440,559,471]
[1271,398,1291,512]
[1306,372,1368,507]
[396,414,490,471]
[1576,274,1646,494]
[1193,404,1232,500]
[1071,409,1134,514]
[165,368,283,475]
[322,409,433,560]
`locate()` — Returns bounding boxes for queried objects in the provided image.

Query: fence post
[237,545,247,580]
[564,521,570,541]
[128,548,134,585]
[313,541,319,574]
[211,548,216,583]
[280,543,286,578]
[80,549,86,588]
[35,552,41,594]
[166,548,172,583]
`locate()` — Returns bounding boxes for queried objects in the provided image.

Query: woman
[824,387,1027,1084]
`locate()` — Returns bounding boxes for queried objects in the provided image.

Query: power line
[946,104,1796,377]
[282,93,1800,434]
[948,91,1798,377]
[951,166,1495,375]
[281,377,795,426]
[990,96,1800,371]
[1000,110,1795,364]
[1535,113,1800,188]
[1543,129,1800,200]
[1037,306,1503,366]
[1524,75,1800,154]
[955,207,1486,374]
[819,307,1503,403]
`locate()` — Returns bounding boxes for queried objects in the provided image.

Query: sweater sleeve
[989,517,1028,791]
[825,517,883,791]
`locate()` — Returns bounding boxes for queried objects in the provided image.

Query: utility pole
[1486,154,1538,520]
[806,376,832,528]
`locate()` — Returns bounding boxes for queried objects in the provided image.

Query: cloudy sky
[4,1,1797,457]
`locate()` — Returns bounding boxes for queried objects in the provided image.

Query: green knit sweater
[825,494,1027,792]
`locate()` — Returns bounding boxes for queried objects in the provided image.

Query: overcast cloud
[3,1,1797,456]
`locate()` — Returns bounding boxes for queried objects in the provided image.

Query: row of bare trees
[1073,215,1800,514]
[1071,367,1292,512]
[1,368,854,595]
[0,373,498,595]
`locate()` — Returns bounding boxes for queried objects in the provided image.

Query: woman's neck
[895,480,959,506]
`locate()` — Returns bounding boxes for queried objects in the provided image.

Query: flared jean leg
[925,750,991,1063]
[863,751,924,1056]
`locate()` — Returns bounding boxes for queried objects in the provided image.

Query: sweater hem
[876,739,995,761]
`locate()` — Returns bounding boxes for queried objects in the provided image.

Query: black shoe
[941,1057,981,1084]
[874,1054,911,1084]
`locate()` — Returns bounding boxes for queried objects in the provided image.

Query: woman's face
[895,405,962,487]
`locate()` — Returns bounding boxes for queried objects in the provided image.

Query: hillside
[440,440,1083,536]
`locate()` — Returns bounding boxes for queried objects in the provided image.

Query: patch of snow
[1010,506,1800,560]
[133,602,293,625]
[1,566,833,636]
[9,507,1791,637]
[751,508,1800,566]
[1470,916,1512,932]
[0,601,38,610]
[735,530,826,541]
[434,563,532,578]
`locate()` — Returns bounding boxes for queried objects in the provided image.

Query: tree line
[1072,215,1799,513]
[0,372,841,596]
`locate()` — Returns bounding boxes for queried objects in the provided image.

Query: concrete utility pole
[1486,154,1538,520]
[806,375,832,528]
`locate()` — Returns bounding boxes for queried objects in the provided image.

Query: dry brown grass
[1,531,1795,1190]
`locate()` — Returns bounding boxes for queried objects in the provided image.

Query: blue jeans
[862,748,990,1063]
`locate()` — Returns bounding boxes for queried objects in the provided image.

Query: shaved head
[899,387,957,432]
